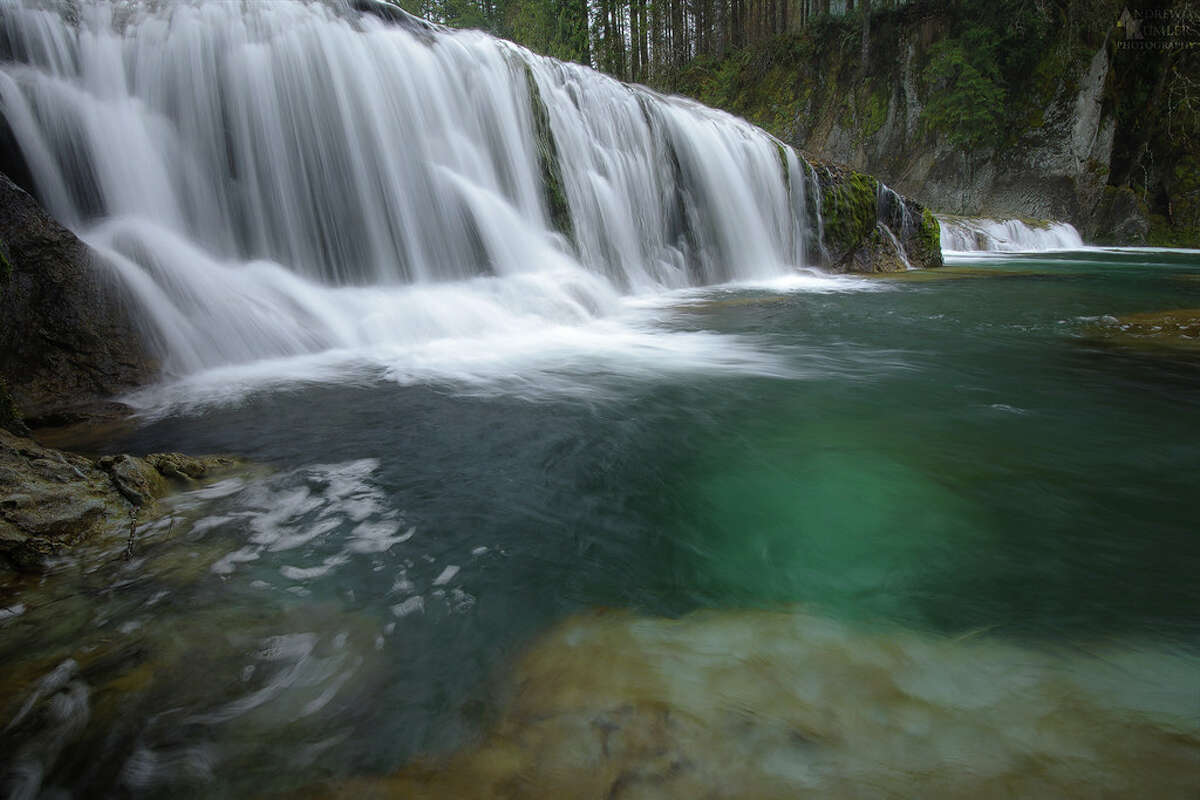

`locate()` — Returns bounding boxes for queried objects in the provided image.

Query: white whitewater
[937,215,1084,252]
[0,0,820,389]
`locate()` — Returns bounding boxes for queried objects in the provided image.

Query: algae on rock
[817,165,880,264]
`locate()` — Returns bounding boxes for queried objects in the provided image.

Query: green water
[2,248,1199,795]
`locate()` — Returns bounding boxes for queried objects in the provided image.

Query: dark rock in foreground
[0,173,156,429]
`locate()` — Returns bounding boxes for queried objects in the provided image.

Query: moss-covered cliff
[664,0,1199,247]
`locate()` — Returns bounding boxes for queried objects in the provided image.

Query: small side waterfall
[937,215,1084,252]
[875,184,914,270]
[0,0,816,380]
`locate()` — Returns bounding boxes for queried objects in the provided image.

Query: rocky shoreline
[0,427,236,572]
[0,171,234,572]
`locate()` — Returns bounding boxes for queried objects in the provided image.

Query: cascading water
[874,183,914,269]
[0,0,818,387]
[937,215,1085,252]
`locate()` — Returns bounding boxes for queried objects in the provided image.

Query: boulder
[811,161,942,273]
[0,173,156,428]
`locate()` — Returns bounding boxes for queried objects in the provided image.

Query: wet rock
[1088,185,1150,245]
[834,222,909,273]
[98,455,164,508]
[143,453,236,482]
[0,376,26,436]
[0,429,126,570]
[810,161,942,273]
[0,428,236,572]
[0,172,156,428]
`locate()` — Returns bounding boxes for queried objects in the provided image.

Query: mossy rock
[1143,156,1200,248]
[834,223,907,274]
[524,67,573,242]
[910,206,944,269]
[1089,185,1150,245]
[818,165,879,263]
[1,427,240,572]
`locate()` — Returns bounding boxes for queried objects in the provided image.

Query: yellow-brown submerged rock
[312,609,1200,800]
[1086,308,1200,351]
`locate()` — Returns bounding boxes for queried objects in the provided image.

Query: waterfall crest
[0,0,815,379]
[937,215,1084,253]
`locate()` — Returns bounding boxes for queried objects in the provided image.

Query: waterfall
[875,183,914,270]
[937,215,1084,253]
[0,0,814,381]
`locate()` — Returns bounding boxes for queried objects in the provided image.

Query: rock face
[779,30,1131,245]
[667,7,1197,247]
[0,427,234,571]
[785,29,1194,248]
[0,173,156,427]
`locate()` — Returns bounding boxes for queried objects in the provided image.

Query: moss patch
[819,168,879,260]
[1144,156,1200,248]
[914,207,943,268]
[858,85,888,142]
[524,67,573,242]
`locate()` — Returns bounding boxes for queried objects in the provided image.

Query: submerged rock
[862,266,1041,282]
[1085,308,1200,352]
[0,428,236,572]
[319,608,1200,799]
